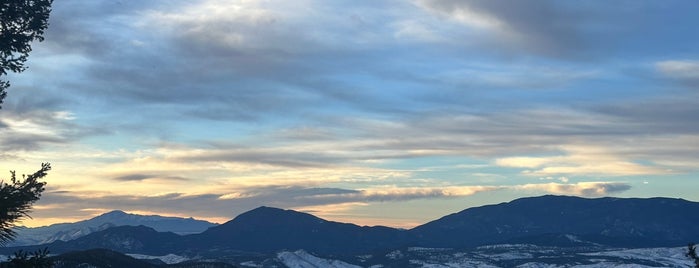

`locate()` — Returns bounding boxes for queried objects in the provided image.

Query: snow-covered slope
[126,253,189,264]
[277,250,361,268]
[236,246,696,267]
[372,245,695,268]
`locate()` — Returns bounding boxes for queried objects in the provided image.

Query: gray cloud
[591,183,631,195]
[20,0,699,126]
[594,98,699,134]
[516,182,632,197]
[41,1,176,57]
[417,0,699,59]
[110,174,189,182]
[111,174,152,181]
[175,146,350,168]
[0,108,107,152]
[655,60,699,88]
[23,0,696,133]
[420,0,585,57]
[143,96,699,174]
[23,0,435,124]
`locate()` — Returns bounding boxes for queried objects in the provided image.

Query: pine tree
[0,163,50,245]
[688,243,699,268]
[5,248,52,268]
[1,0,54,107]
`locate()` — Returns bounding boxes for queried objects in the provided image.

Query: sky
[2,0,699,228]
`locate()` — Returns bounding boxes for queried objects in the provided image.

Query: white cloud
[656,60,699,80]
[496,145,669,177]
[358,185,502,200]
[146,0,288,50]
[392,20,444,42]
[496,156,554,168]
[144,0,405,55]
[415,0,503,30]
[540,176,569,183]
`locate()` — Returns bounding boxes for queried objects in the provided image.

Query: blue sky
[2,0,699,227]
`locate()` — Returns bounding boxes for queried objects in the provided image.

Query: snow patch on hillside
[127,253,189,264]
[410,258,499,267]
[277,250,361,268]
[580,247,692,267]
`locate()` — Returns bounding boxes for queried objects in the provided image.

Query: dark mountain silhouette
[189,206,410,254]
[1,208,408,256]
[410,195,699,248]
[50,248,160,268]
[0,226,181,255]
[2,195,698,257]
[10,210,217,246]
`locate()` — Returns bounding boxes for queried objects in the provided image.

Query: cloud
[415,0,610,58]
[111,174,189,182]
[515,182,631,197]
[540,176,569,183]
[111,174,152,181]
[0,108,105,151]
[415,0,699,59]
[30,0,418,123]
[7,0,699,229]
[657,60,699,78]
[496,157,553,169]
[30,181,631,227]
[40,1,170,57]
[99,102,698,179]
[358,186,501,201]
[496,145,669,177]
[347,104,699,174]
[656,60,699,86]
[174,146,348,168]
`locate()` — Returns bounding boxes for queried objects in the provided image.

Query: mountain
[0,225,182,256]
[410,195,699,248]
[10,210,217,246]
[189,206,410,254]
[50,248,160,268]
[1,208,407,256]
[3,195,699,260]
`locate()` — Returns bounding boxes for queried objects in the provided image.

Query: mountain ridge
[9,210,217,247]
[410,195,699,248]
[3,195,699,257]
[188,205,410,254]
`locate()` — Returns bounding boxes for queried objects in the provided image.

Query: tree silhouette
[0,163,50,245]
[0,0,53,108]
[4,248,52,268]
[688,243,699,268]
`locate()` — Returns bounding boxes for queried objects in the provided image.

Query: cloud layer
[2,0,698,227]
[32,181,630,227]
